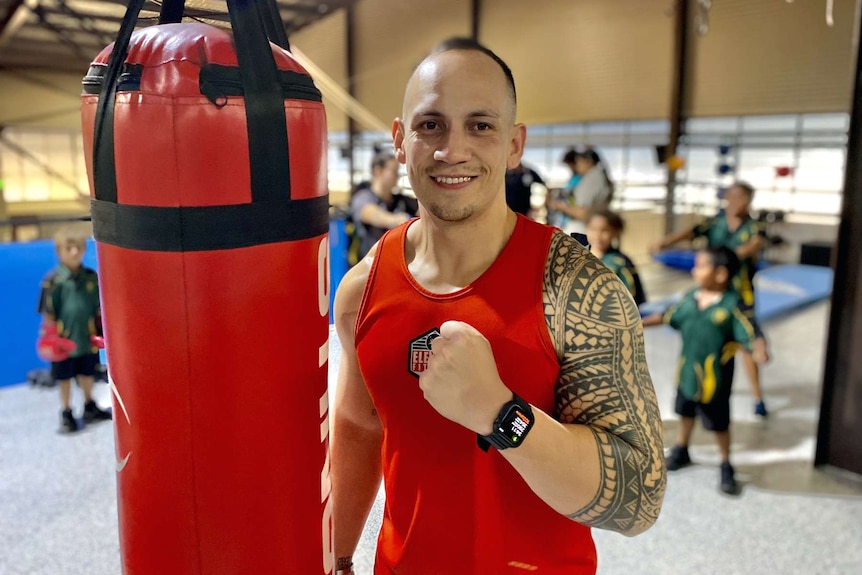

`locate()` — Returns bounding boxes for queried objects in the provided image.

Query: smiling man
[330,38,666,575]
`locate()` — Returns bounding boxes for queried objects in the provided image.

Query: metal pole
[665,0,690,234]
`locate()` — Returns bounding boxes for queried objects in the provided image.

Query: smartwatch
[477,394,535,452]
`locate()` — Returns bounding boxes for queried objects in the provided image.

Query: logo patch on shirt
[712,308,729,324]
[408,327,440,377]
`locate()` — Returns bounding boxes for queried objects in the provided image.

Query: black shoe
[754,400,768,417]
[665,445,691,471]
[720,462,739,495]
[61,408,80,433]
[82,400,112,423]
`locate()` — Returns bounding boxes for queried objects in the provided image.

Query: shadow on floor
[661,382,862,498]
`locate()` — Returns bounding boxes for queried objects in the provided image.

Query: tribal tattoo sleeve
[543,231,666,535]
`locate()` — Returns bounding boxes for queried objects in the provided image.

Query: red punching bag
[80,0,332,573]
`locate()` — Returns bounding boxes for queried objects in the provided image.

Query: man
[504,160,544,216]
[651,182,769,417]
[350,151,417,262]
[332,38,666,575]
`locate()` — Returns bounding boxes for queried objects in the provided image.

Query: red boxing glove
[90,335,105,350]
[36,323,77,362]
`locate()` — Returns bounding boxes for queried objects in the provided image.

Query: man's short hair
[428,37,517,111]
[371,151,396,172]
[731,181,755,198]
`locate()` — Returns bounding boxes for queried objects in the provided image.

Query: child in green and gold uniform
[38,227,111,433]
[586,210,646,307]
[643,246,768,495]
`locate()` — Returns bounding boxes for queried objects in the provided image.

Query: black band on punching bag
[91,197,329,252]
[90,0,325,251]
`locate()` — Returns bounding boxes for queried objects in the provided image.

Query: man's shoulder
[543,231,636,308]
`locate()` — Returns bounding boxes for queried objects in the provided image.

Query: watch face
[499,405,532,445]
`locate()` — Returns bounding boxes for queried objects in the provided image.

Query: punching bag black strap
[159,0,185,25]
[260,0,291,51]
[91,0,146,204]
[93,0,292,205]
[227,0,291,203]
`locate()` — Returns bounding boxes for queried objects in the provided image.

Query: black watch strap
[477,393,535,452]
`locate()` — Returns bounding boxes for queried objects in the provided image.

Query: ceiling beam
[0,0,38,49]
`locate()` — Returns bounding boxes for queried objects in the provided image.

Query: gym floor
[1,265,860,574]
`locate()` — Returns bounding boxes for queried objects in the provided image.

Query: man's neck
[406,205,516,293]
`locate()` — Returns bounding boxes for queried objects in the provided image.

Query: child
[651,182,768,416]
[642,246,768,495]
[38,227,111,433]
[586,209,646,306]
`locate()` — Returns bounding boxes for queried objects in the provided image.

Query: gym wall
[482,0,674,124]
[352,0,472,130]
[686,0,855,117]
[292,8,349,132]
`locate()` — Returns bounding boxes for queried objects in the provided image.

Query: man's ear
[507,123,527,170]
[392,118,407,164]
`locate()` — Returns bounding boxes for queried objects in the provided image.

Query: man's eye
[476,122,491,130]
[422,121,438,130]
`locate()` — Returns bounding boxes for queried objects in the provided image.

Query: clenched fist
[419,320,513,435]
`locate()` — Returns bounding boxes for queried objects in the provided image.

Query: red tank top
[355,215,597,574]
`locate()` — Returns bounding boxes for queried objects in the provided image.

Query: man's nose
[433,129,471,164]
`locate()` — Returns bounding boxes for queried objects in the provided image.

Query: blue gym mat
[639,264,834,322]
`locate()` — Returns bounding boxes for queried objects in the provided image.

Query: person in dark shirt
[349,151,417,262]
[505,161,545,216]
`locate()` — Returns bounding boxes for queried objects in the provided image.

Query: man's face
[374,158,401,193]
[392,50,525,223]
[58,240,85,271]
[724,185,751,217]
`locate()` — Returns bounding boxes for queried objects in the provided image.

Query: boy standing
[38,227,111,433]
[643,247,768,494]
[651,182,769,416]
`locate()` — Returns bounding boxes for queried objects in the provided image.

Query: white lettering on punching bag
[318,236,334,574]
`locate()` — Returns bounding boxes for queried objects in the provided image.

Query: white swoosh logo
[116,452,131,472]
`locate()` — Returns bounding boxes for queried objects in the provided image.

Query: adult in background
[349,151,418,262]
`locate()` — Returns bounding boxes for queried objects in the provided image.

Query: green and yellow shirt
[692,213,765,307]
[600,248,646,306]
[38,265,101,358]
[663,289,758,403]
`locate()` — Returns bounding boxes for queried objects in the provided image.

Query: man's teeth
[435,176,473,184]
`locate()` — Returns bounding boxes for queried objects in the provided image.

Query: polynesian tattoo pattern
[543,231,666,535]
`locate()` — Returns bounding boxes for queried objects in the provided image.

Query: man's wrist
[336,556,353,575]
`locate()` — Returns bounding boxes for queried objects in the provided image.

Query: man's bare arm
[492,234,665,536]
[545,232,666,534]
[331,257,383,568]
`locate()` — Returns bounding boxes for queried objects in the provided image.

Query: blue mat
[639,264,833,322]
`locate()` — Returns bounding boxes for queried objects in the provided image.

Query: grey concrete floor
[2,295,861,574]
